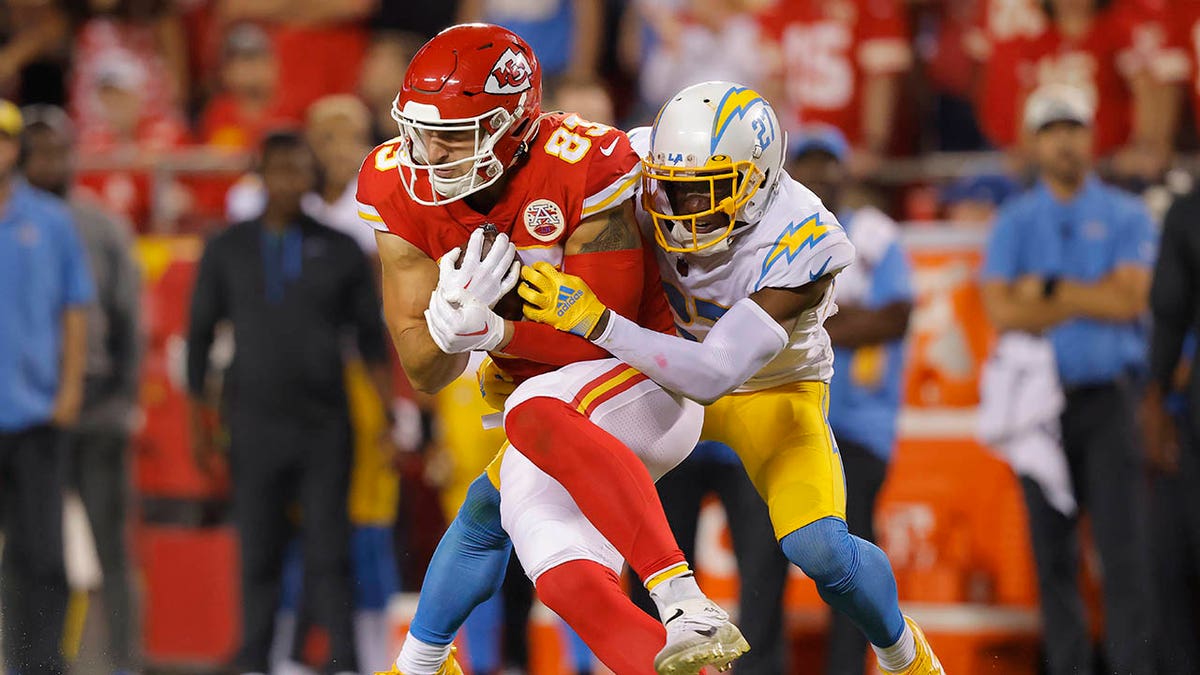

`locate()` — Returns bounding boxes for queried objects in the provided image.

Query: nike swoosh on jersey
[809,256,833,282]
[600,138,619,156]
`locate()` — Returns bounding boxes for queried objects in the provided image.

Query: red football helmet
[391,23,543,205]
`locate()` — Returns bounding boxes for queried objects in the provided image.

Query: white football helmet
[642,81,787,256]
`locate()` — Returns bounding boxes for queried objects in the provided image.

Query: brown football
[467,224,525,321]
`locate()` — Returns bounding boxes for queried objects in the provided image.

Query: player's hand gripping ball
[438,224,524,320]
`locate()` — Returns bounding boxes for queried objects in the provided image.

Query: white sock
[395,634,452,674]
[646,570,706,620]
[872,622,917,672]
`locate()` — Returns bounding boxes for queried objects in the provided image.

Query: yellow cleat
[375,645,464,675]
[882,616,945,675]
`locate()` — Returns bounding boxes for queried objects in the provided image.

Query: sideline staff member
[187,131,392,675]
[0,99,93,675]
[980,83,1156,675]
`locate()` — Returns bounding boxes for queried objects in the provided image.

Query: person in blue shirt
[0,99,94,675]
[789,126,915,675]
[980,83,1157,675]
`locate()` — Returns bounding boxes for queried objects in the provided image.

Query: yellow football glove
[476,356,516,412]
[519,261,608,338]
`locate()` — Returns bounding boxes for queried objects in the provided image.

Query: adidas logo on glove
[556,286,584,317]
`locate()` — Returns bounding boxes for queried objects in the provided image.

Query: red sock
[505,396,685,580]
[536,560,665,674]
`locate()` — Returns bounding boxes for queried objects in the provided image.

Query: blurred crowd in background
[3,0,1200,674]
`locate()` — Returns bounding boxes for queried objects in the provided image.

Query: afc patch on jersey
[485,48,534,95]
[524,198,566,242]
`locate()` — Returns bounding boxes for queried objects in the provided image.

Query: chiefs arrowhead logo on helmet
[392,24,543,205]
[485,48,534,95]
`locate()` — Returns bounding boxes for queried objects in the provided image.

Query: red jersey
[356,112,674,381]
[760,0,910,143]
[981,9,1135,154]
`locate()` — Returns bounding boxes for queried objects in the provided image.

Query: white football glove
[424,287,506,354]
[436,227,521,309]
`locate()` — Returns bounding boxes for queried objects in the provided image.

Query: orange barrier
[901,225,995,408]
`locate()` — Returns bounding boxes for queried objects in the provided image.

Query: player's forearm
[498,321,611,365]
[593,299,787,405]
[389,325,468,394]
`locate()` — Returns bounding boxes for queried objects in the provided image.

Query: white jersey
[630,127,856,390]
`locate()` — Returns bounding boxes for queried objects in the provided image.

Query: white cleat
[653,598,750,675]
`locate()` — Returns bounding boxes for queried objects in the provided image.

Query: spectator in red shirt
[73,51,190,231]
[215,0,373,120]
[67,0,188,127]
[199,23,295,151]
[760,0,911,176]
[187,24,295,228]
